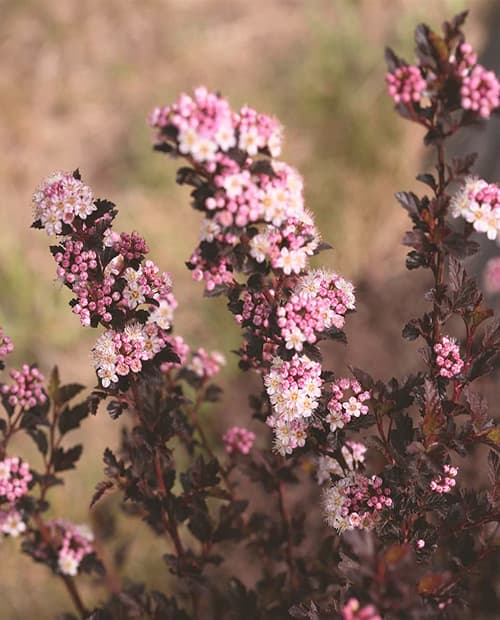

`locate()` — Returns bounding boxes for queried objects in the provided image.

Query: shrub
[1,10,498,619]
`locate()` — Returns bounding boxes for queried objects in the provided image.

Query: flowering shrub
[0,9,499,619]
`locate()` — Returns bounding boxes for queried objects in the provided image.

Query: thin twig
[277,481,299,590]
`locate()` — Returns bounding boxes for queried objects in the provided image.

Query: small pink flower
[342,597,382,620]
[483,257,500,295]
[0,327,14,359]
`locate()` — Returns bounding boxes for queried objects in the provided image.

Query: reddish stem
[277,481,299,590]
[33,513,88,618]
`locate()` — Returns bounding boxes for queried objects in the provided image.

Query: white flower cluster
[451,177,500,241]
[32,171,96,236]
[0,509,26,537]
[264,354,323,455]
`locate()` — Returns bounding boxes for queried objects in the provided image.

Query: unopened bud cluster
[1,365,47,410]
[0,327,14,359]
[434,336,464,379]
[222,426,256,455]
[430,464,458,494]
[386,42,500,119]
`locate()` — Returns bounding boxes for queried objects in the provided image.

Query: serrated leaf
[422,379,443,447]
[406,250,429,270]
[90,480,115,508]
[402,320,421,341]
[58,401,90,434]
[27,428,48,456]
[395,191,421,221]
[384,47,400,73]
[106,400,127,420]
[55,383,85,407]
[416,173,437,191]
[52,444,83,472]
[349,367,374,389]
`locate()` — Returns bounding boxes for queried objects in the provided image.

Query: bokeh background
[1,0,498,616]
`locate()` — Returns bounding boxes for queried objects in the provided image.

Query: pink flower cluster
[326,378,371,432]
[222,426,256,455]
[150,88,323,295]
[112,231,149,261]
[204,161,304,230]
[277,269,355,351]
[47,520,94,576]
[32,171,96,236]
[237,289,273,333]
[61,243,173,328]
[151,89,354,453]
[149,86,282,170]
[430,464,458,494]
[450,177,500,241]
[342,598,382,620]
[264,355,322,455]
[386,65,427,104]
[387,41,500,119]
[0,327,14,359]
[160,335,190,374]
[189,247,235,292]
[33,170,178,389]
[0,457,32,504]
[0,456,30,537]
[188,348,226,379]
[483,257,500,295]
[92,322,169,388]
[461,62,500,119]
[249,215,320,276]
[1,365,47,410]
[434,336,464,379]
[323,471,392,532]
[54,239,98,288]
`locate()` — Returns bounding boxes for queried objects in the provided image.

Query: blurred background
[0,0,498,616]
